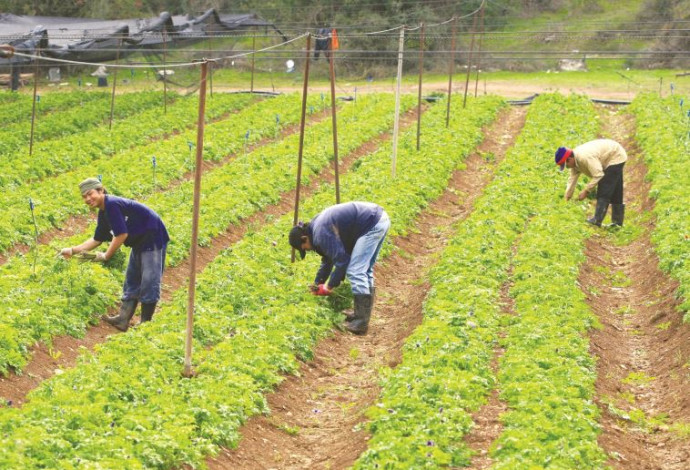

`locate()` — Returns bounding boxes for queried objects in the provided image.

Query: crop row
[354,94,606,469]
[0,96,505,469]
[0,91,169,158]
[0,90,108,126]
[0,91,253,188]
[629,94,690,319]
[0,93,407,375]
[0,92,313,253]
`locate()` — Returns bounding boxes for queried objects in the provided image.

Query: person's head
[554,146,575,171]
[79,177,106,209]
[288,223,312,259]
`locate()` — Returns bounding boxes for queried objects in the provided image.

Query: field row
[0,96,504,468]
[0,93,410,374]
[355,93,605,468]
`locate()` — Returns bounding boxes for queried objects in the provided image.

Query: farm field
[0,83,688,470]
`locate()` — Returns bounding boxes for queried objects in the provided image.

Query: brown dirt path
[205,106,527,470]
[0,107,419,407]
[584,105,690,469]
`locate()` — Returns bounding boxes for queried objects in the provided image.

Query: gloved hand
[313,284,332,296]
[59,247,73,259]
[93,252,108,263]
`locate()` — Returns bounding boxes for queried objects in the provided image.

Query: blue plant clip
[152,156,157,167]
[29,197,34,211]
[245,130,250,140]
[187,141,194,150]
[275,114,280,124]
[97,174,102,182]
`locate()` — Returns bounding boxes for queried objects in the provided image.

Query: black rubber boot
[345,294,373,335]
[140,302,157,323]
[586,198,610,227]
[610,203,625,227]
[104,299,138,332]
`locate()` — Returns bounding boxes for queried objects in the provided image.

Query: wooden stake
[474,2,485,98]
[392,28,405,178]
[463,13,478,109]
[416,23,425,151]
[446,17,457,128]
[29,49,39,156]
[183,61,209,379]
[292,34,312,263]
[328,35,341,204]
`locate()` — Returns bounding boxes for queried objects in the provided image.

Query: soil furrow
[206,106,527,470]
[586,105,690,469]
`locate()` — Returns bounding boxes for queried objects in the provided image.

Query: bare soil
[0,107,416,407]
[205,106,527,470]
[584,106,690,469]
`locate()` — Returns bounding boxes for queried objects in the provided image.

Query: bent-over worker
[60,178,169,331]
[555,138,628,227]
[289,201,390,335]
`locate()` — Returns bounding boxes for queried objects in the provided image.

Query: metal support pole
[163,30,168,114]
[29,49,40,156]
[292,34,312,262]
[328,38,341,204]
[416,23,425,151]
[446,17,457,128]
[392,27,404,178]
[109,38,122,130]
[183,61,209,379]
[250,31,256,93]
[474,2,485,98]
[463,13,478,109]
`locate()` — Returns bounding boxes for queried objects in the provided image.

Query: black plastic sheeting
[0,9,284,71]
[508,94,630,106]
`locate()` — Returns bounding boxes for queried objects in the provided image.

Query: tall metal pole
[29,48,40,156]
[162,29,168,114]
[183,61,209,378]
[416,23,425,151]
[109,37,122,130]
[328,35,341,204]
[208,38,214,97]
[392,27,404,178]
[463,13,478,109]
[474,2,485,98]
[292,34,312,262]
[250,30,256,93]
[446,17,457,128]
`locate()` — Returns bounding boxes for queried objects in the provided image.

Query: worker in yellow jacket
[555,139,628,227]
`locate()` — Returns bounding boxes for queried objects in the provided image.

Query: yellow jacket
[565,139,627,199]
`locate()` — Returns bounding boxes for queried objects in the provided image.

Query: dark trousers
[597,162,625,204]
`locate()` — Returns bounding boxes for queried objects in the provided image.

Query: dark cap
[289,224,308,259]
[554,146,573,171]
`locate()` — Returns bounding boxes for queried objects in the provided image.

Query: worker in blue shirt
[60,178,169,331]
[289,201,390,335]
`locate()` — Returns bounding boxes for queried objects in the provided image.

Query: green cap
[79,177,103,195]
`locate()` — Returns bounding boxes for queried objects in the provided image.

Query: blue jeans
[122,245,167,304]
[347,211,390,295]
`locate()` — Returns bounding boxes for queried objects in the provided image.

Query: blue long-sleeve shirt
[307,202,383,288]
[94,195,169,251]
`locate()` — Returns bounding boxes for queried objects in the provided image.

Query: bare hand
[59,247,73,259]
[577,190,588,201]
